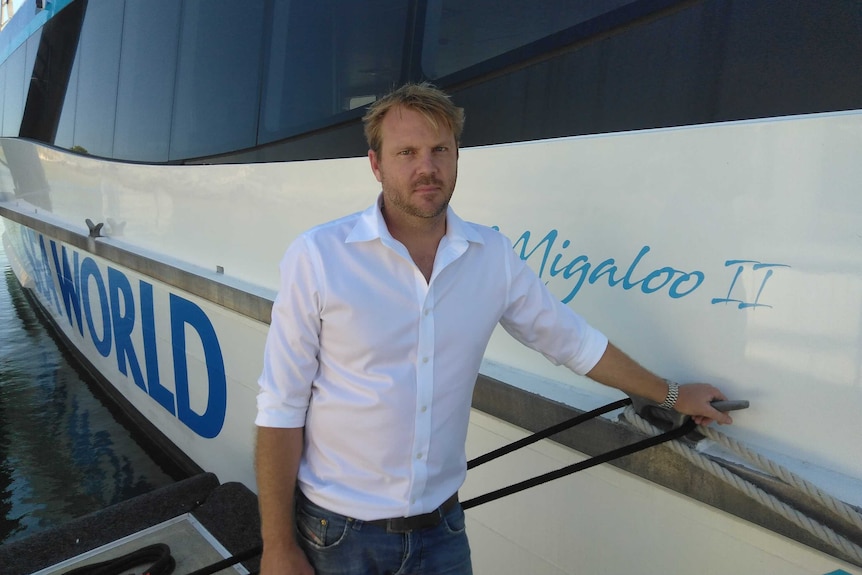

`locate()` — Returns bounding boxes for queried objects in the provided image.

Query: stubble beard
[383,174,456,220]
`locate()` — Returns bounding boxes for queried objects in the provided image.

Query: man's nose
[416,150,437,175]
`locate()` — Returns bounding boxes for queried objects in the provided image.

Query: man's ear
[369,149,383,183]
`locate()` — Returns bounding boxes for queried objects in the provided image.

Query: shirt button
[424,308,430,316]
[416,452,423,459]
[421,405,427,413]
[422,357,429,364]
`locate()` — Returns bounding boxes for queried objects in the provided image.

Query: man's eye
[398,149,413,156]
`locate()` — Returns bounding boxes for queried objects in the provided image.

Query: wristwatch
[660,379,679,410]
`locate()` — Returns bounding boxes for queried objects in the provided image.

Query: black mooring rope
[184,544,263,575]
[467,398,632,469]
[461,415,697,510]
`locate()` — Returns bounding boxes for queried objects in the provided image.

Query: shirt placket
[407,270,435,514]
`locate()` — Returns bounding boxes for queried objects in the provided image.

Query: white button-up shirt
[256,197,608,520]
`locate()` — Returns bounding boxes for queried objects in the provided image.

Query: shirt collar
[346,193,485,247]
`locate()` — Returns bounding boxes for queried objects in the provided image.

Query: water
[0,219,178,545]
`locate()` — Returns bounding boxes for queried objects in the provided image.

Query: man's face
[369,106,458,222]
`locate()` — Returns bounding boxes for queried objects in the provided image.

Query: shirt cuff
[563,328,609,375]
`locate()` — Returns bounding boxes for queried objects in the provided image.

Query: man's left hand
[676,383,733,425]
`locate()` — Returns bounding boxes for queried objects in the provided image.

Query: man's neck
[382,201,447,282]
[381,200,447,248]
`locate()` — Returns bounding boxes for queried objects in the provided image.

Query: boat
[1,0,860,573]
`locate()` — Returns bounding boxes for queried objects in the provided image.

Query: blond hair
[362,82,465,154]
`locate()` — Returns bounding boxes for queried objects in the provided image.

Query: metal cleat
[85,218,104,238]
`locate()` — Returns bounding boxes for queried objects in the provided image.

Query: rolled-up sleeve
[498,239,608,375]
[255,236,322,428]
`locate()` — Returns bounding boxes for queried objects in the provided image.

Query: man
[255,83,731,575]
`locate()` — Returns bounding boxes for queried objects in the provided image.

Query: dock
[0,473,261,575]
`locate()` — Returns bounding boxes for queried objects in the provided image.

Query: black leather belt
[367,492,459,533]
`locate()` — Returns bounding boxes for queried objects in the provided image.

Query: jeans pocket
[442,504,467,535]
[296,500,351,549]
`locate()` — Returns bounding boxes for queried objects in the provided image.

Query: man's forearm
[586,342,732,425]
[585,342,667,402]
[255,426,305,555]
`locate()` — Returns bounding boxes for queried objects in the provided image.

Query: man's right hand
[260,545,315,575]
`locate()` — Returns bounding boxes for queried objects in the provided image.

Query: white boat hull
[2,110,861,572]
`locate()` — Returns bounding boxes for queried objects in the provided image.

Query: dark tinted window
[0,64,7,136]
[0,3,40,136]
[451,0,862,149]
[15,32,41,136]
[33,0,862,164]
[53,52,78,150]
[170,0,266,160]
[20,1,85,144]
[258,0,409,144]
[113,0,181,162]
[70,0,123,157]
[25,31,39,94]
[0,29,41,138]
[422,0,635,79]
[2,44,26,136]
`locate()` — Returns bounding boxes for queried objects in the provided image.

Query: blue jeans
[295,493,473,575]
